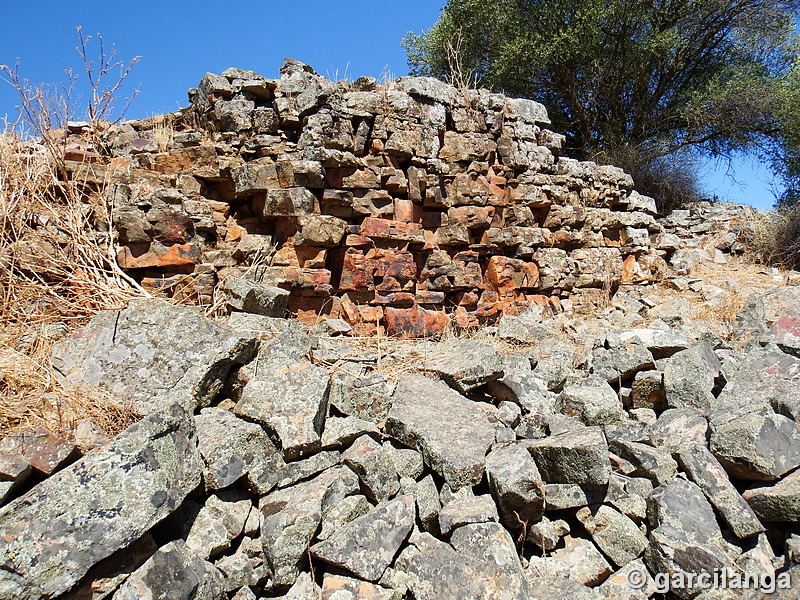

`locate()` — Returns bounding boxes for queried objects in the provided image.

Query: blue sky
[0,1,784,210]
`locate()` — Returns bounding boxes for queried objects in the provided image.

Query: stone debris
[0,404,201,600]
[1,58,799,600]
[385,374,495,490]
[51,299,257,415]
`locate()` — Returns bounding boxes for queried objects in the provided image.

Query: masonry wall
[63,59,673,336]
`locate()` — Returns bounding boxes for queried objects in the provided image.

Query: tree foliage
[404,0,800,207]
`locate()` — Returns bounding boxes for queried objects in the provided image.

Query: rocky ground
[0,247,799,600]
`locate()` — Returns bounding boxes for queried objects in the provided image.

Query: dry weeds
[0,128,146,441]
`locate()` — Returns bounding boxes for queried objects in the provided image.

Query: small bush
[752,206,800,270]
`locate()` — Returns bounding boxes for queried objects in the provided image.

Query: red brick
[485,256,539,291]
[453,307,479,329]
[416,290,446,304]
[373,292,416,306]
[288,296,330,325]
[117,242,200,269]
[365,248,417,280]
[393,199,417,223]
[344,234,372,247]
[384,306,449,338]
[359,218,424,242]
[339,248,370,291]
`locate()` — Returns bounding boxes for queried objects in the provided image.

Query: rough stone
[485,443,545,527]
[185,491,252,559]
[486,371,559,416]
[576,505,649,568]
[548,536,614,586]
[771,313,800,357]
[592,340,654,384]
[609,440,678,485]
[320,415,380,449]
[221,276,290,317]
[321,574,399,600]
[317,494,372,541]
[438,495,499,535]
[709,411,800,481]
[395,530,531,600]
[677,444,765,538]
[259,466,359,587]
[659,343,720,410]
[311,495,415,582]
[385,374,495,490]
[524,426,611,485]
[341,435,400,501]
[421,338,504,393]
[526,516,570,552]
[743,469,800,522]
[606,328,690,359]
[195,407,284,494]
[559,376,626,425]
[235,358,329,460]
[329,372,395,423]
[274,451,341,489]
[0,404,201,600]
[649,407,708,454]
[112,540,224,600]
[51,299,257,415]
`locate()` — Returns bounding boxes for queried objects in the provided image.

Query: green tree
[404,0,800,209]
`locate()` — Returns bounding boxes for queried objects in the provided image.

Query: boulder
[576,505,648,568]
[385,374,495,490]
[311,495,415,582]
[195,408,285,494]
[525,427,611,485]
[220,276,290,316]
[112,540,224,600]
[51,299,257,415]
[659,343,720,410]
[484,443,545,527]
[259,466,359,587]
[676,445,765,538]
[421,338,504,393]
[743,469,800,522]
[709,412,800,481]
[341,435,400,502]
[559,376,625,425]
[0,404,201,600]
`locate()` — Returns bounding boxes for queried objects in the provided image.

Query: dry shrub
[0,129,147,440]
[0,326,138,441]
[751,206,800,271]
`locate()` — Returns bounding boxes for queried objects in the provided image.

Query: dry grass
[0,327,138,442]
[751,207,800,271]
[0,128,147,441]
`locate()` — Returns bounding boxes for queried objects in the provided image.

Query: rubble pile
[0,282,799,599]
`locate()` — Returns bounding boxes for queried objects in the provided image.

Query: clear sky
[0,1,784,211]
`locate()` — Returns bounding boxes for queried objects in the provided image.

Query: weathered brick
[359,218,424,242]
[485,256,539,291]
[384,306,449,338]
[117,242,200,269]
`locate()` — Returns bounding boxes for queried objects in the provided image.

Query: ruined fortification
[61,58,686,335]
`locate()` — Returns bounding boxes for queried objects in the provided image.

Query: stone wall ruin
[71,59,675,336]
